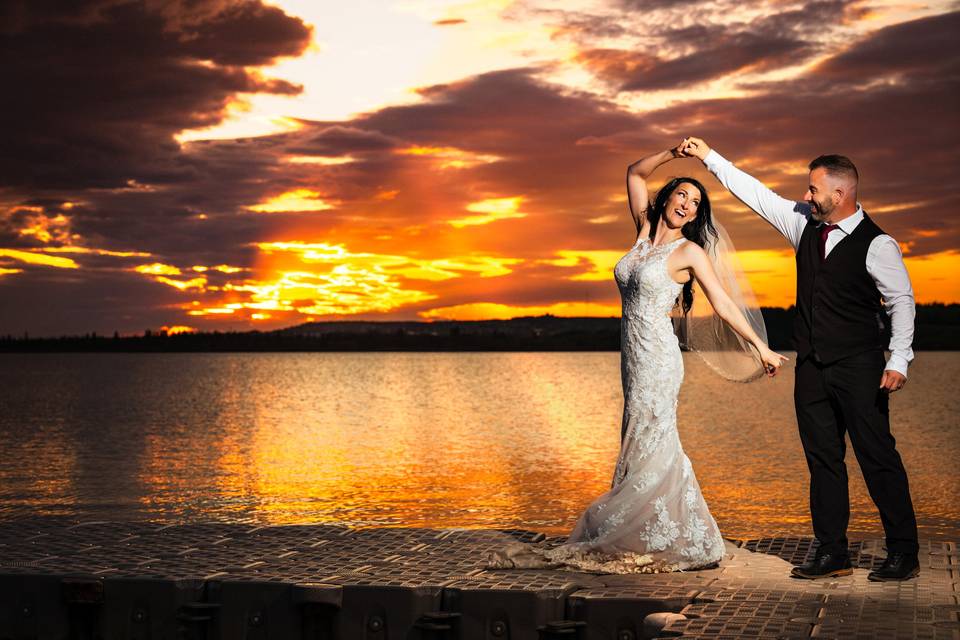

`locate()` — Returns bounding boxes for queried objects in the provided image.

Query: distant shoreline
[2,304,958,352]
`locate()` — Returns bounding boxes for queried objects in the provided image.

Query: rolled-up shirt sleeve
[868,235,916,377]
[703,149,810,249]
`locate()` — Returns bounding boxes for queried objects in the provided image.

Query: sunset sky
[1,0,958,336]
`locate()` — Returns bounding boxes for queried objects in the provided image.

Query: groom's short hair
[809,155,859,184]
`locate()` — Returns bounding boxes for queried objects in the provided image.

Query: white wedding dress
[487,234,725,573]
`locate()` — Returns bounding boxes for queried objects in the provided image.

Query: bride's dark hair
[646,177,719,314]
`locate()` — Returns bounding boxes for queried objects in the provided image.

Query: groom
[682,137,919,581]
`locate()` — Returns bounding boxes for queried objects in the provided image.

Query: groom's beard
[808,198,833,222]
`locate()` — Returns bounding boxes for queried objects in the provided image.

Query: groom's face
[804,167,836,222]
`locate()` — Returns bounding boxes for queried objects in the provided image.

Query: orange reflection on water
[2,353,957,540]
[231,354,567,527]
[1,419,78,516]
[155,353,619,530]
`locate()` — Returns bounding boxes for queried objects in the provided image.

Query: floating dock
[0,517,956,638]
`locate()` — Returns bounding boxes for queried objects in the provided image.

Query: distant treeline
[1,304,958,352]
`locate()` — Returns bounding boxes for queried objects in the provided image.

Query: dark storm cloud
[615,0,855,19]
[289,126,402,156]
[629,11,960,255]
[620,0,695,9]
[60,140,310,263]
[0,268,228,336]
[755,0,867,36]
[170,1,316,65]
[543,11,631,40]
[813,10,960,82]
[0,0,324,336]
[553,0,861,90]
[364,69,638,155]
[582,33,810,91]
[0,0,311,191]
[590,1,863,91]
[0,0,317,271]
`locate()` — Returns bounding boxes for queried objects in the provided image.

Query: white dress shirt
[703,149,915,377]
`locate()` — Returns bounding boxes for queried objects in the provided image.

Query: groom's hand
[681,137,711,161]
[880,370,907,394]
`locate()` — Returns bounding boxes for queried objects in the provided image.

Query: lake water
[1,352,957,541]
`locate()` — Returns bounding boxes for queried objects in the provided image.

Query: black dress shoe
[868,552,920,582]
[791,551,853,579]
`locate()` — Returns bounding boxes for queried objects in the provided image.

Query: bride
[487,139,788,574]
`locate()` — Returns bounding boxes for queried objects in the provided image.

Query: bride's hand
[759,347,788,377]
[670,137,690,158]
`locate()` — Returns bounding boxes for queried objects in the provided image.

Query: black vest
[794,213,885,364]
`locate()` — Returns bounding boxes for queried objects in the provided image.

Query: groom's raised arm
[685,139,810,250]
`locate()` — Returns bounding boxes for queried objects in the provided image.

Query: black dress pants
[794,349,919,555]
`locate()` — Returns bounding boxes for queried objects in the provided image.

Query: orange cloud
[14,212,72,243]
[177,241,528,321]
[191,264,245,273]
[448,197,526,228]
[419,301,619,321]
[395,145,500,169]
[284,156,356,165]
[44,247,152,257]
[0,248,79,269]
[155,276,207,291]
[134,263,208,290]
[540,249,624,281]
[256,241,522,280]
[248,188,336,213]
[136,263,183,276]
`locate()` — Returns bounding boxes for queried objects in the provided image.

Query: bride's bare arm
[682,243,788,375]
[626,142,686,238]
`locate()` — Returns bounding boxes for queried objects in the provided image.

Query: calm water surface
[1,352,957,540]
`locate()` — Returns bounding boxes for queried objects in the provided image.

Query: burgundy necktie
[818,224,839,262]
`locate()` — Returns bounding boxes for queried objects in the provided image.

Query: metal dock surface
[0,517,956,638]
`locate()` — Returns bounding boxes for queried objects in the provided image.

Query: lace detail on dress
[486,235,725,574]
[639,496,681,551]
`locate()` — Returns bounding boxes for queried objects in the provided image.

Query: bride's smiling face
[662,182,701,229]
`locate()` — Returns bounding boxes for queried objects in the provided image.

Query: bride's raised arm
[682,242,789,376]
[626,141,687,239]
